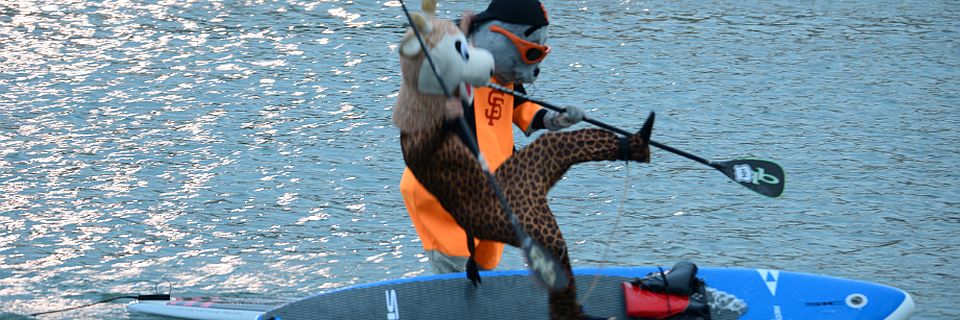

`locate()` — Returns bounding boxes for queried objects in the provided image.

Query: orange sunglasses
[489,25,551,65]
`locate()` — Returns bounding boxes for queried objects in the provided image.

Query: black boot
[466,258,482,287]
[618,111,654,162]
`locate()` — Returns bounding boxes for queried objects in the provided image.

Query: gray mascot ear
[400,13,432,57]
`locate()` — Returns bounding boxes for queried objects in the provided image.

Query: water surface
[1,1,957,319]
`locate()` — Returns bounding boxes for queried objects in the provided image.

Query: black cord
[29,294,170,317]
[657,266,671,317]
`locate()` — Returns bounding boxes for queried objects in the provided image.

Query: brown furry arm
[399,125,447,173]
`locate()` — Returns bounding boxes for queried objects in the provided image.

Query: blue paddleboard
[260,266,914,319]
[128,266,914,319]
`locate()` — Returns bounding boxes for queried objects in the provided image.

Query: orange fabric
[400,80,541,270]
[514,101,542,135]
[401,167,504,270]
[472,83,542,168]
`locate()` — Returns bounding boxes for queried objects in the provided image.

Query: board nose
[884,290,915,320]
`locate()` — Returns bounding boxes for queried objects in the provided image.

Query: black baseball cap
[469,0,549,35]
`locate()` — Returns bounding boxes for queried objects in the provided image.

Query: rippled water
[1,1,957,319]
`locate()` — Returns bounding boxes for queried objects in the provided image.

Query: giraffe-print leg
[400,123,652,320]
[503,128,651,191]
[493,128,650,319]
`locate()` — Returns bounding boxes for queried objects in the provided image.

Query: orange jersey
[400,81,543,270]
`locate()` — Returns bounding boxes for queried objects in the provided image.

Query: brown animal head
[393,0,494,133]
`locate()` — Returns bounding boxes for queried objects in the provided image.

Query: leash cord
[579,160,630,303]
[28,294,171,317]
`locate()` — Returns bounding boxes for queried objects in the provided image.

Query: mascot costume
[393,1,654,319]
[399,0,593,275]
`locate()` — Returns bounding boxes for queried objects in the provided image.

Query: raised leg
[399,119,653,319]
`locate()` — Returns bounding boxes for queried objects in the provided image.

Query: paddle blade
[715,159,786,197]
[522,238,570,293]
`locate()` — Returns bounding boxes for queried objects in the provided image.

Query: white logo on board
[757,269,780,296]
[386,289,399,320]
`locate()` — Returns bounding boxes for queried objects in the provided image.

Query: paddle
[486,82,785,198]
[398,1,569,292]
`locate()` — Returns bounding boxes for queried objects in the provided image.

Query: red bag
[622,281,690,319]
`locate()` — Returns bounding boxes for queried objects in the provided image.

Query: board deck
[128,266,915,320]
[127,301,267,320]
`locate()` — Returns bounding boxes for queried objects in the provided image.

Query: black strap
[466,232,477,257]
[618,136,631,161]
[463,98,478,136]
[465,232,482,287]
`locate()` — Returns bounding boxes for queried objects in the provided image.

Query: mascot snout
[415,36,494,101]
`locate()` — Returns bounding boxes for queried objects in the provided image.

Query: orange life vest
[400,81,542,270]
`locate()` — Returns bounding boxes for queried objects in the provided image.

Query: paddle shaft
[487,83,720,170]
